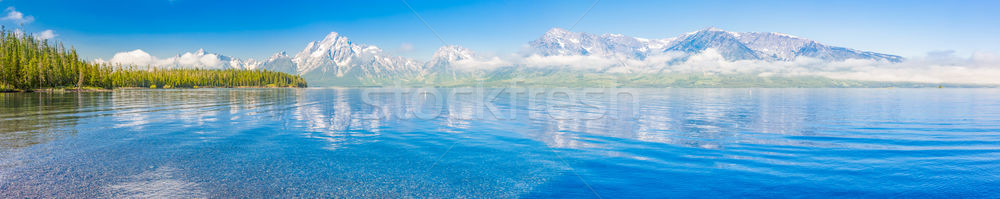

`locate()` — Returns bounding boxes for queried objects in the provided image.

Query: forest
[0,29,306,92]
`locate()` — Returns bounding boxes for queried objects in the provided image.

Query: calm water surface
[1,88,999,198]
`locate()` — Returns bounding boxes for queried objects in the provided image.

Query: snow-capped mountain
[423,45,504,81]
[529,28,675,60]
[426,45,476,72]
[103,28,908,86]
[529,27,903,62]
[255,32,424,85]
[245,51,296,74]
[255,28,904,85]
[665,28,761,61]
[732,30,903,62]
[292,32,423,77]
[255,33,501,83]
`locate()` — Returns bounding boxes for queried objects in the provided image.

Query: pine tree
[0,29,306,91]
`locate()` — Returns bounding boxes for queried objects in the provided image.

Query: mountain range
[115,28,907,86]
[529,27,902,62]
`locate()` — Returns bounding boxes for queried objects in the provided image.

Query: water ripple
[1,88,999,198]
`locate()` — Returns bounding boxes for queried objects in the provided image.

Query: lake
[2,88,999,198]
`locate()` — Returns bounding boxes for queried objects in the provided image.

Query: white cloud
[97,49,239,69]
[450,56,508,71]
[177,50,223,68]
[513,49,1000,85]
[37,29,56,40]
[518,54,620,71]
[805,51,1000,85]
[2,7,34,24]
[96,49,158,67]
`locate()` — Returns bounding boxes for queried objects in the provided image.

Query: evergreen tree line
[1,29,306,91]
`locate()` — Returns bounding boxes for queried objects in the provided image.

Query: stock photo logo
[357,87,636,121]
[2,0,1000,198]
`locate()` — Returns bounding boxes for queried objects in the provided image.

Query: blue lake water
[2,88,999,198]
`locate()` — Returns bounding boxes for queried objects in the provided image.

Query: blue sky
[2,0,998,60]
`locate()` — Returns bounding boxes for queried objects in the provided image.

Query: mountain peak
[765,32,801,39]
[245,28,905,86]
[538,27,580,43]
[432,45,474,62]
[323,32,342,41]
[690,27,741,38]
[544,27,570,36]
[531,27,656,58]
[270,51,289,59]
[701,27,726,32]
[528,28,901,62]
[434,45,472,54]
[669,28,759,60]
[274,31,425,82]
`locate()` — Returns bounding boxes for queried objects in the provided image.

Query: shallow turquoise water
[2,88,999,198]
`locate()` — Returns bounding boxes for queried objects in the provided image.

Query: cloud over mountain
[99,28,1000,86]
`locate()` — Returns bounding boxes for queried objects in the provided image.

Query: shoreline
[1,86,305,93]
[4,86,994,93]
